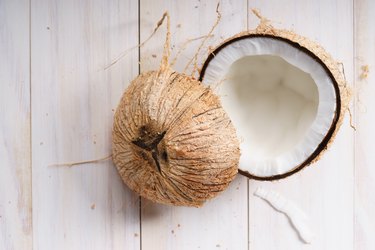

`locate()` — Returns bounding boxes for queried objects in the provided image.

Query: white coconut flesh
[201,37,337,178]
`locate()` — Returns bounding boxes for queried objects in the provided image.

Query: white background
[0,0,374,249]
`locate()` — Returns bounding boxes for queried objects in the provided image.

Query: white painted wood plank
[31,1,140,249]
[354,0,375,249]
[0,1,32,249]
[140,1,249,250]
[247,1,354,249]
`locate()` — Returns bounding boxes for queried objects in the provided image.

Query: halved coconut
[199,21,351,180]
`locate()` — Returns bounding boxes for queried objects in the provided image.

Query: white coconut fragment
[254,187,314,244]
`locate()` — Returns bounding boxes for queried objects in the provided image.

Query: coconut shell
[199,16,351,180]
[112,69,240,207]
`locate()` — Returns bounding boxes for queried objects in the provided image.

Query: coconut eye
[200,34,350,180]
[161,150,168,162]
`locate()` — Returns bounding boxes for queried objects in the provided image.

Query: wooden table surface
[1,0,374,249]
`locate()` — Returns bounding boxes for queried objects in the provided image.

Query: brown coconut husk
[199,10,351,181]
[112,12,239,207]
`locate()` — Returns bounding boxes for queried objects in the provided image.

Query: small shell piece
[254,187,314,244]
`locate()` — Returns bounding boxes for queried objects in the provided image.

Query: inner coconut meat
[201,37,337,178]
[228,55,319,161]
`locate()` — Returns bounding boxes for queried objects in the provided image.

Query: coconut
[112,13,239,207]
[199,11,351,180]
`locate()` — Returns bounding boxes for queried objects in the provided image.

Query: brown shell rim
[199,34,341,181]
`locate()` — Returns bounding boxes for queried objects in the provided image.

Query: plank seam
[352,0,356,249]
[138,1,142,250]
[246,2,250,249]
[29,0,33,249]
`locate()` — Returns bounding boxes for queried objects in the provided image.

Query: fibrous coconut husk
[112,12,239,207]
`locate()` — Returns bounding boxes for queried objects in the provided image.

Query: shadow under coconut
[140,174,248,219]
[138,176,248,249]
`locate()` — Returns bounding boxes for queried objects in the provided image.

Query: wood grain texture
[0,0,32,249]
[139,1,248,249]
[354,0,375,249]
[31,0,140,249]
[2,1,375,249]
[247,0,354,249]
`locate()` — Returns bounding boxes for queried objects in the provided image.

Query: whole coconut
[112,12,239,207]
